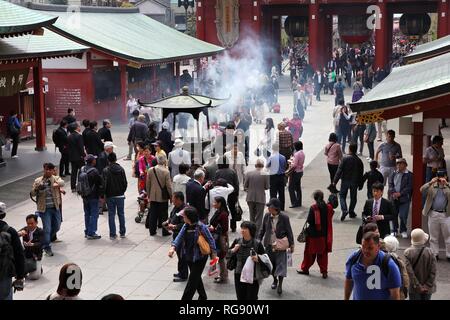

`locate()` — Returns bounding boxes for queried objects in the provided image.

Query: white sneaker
[390,232,398,237]
[401,232,408,239]
[11,155,18,159]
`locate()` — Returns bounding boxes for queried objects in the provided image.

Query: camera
[250,248,256,256]
[362,216,372,224]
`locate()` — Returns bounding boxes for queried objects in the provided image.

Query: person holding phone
[420,169,450,261]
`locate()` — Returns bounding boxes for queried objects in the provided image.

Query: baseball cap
[0,202,6,219]
[162,122,169,130]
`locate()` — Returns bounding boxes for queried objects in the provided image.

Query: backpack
[328,193,339,209]
[335,83,344,96]
[76,166,96,197]
[0,223,15,280]
[349,250,409,299]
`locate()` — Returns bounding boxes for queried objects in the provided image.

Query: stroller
[135,191,149,223]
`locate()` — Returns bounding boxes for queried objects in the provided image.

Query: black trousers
[59,150,70,176]
[70,160,84,190]
[182,257,208,300]
[11,134,19,157]
[228,193,238,231]
[148,201,169,235]
[367,141,375,159]
[270,175,285,211]
[288,171,303,207]
[234,273,260,300]
[176,246,189,279]
[327,163,339,184]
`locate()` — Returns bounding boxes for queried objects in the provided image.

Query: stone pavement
[1,74,449,300]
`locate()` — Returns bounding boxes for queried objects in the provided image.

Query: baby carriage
[135,191,149,223]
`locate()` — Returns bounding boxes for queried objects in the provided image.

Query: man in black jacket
[62,108,76,126]
[215,156,240,232]
[53,120,70,177]
[98,119,113,142]
[96,141,116,215]
[67,122,85,192]
[0,202,25,300]
[362,182,395,238]
[186,169,208,222]
[102,152,127,240]
[167,192,188,282]
[332,143,364,221]
[84,121,104,156]
[81,155,104,240]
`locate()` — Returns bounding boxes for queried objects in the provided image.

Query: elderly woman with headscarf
[297,190,334,279]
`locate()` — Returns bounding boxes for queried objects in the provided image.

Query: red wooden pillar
[252,0,261,36]
[33,61,46,151]
[120,64,127,123]
[438,0,448,37]
[375,1,388,71]
[309,2,320,70]
[196,0,205,41]
[412,121,424,229]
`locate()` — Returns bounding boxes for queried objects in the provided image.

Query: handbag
[273,236,290,251]
[240,256,255,284]
[297,221,309,243]
[234,201,243,221]
[226,251,237,271]
[24,257,37,274]
[197,229,211,256]
[153,168,170,201]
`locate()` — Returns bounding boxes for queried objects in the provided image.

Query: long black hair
[265,118,274,132]
[214,196,228,213]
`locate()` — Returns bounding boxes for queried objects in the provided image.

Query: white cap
[162,122,170,130]
[0,202,5,213]
[104,141,116,149]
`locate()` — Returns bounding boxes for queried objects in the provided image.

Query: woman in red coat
[297,190,334,279]
[208,196,229,283]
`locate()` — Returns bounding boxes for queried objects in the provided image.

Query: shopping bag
[4,139,11,151]
[287,251,293,267]
[208,257,220,277]
[240,256,255,284]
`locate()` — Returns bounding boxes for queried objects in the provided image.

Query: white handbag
[240,256,255,284]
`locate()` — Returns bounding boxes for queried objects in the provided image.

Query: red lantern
[338,15,372,44]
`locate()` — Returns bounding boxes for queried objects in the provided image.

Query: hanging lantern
[338,15,372,44]
[399,14,431,36]
[284,16,308,38]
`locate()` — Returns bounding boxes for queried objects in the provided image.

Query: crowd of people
[0,44,448,301]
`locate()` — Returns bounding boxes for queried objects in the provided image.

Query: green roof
[0,1,57,37]
[350,52,450,114]
[404,35,450,63]
[0,28,88,61]
[34,8,223,66]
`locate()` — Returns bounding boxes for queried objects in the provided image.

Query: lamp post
[178,0,195,34]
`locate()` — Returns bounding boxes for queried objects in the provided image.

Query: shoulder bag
[197,225,211,256]
[273,236,290,251]
[297,221,309,243]
[234,201,243,221]
[153,168,170,201]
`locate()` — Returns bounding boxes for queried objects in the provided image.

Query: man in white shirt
[168,139,191,178]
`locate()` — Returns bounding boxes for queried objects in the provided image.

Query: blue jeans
[0,277,12,300]
[392,200,411,233]
[339,181,358,214]
[39,208,62,250]
[83,198,99,236]
[106,197,126,237]
[337,128,350,153]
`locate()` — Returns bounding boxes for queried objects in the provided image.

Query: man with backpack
[102,152,127,240]
[0,202,25,300]
[78,154,104,240]
[53,120,70,177]
[30,163,65,256]
[345,232,401,300]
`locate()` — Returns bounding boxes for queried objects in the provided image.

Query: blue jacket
[172,222,216,262]
[7,116,21,135]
